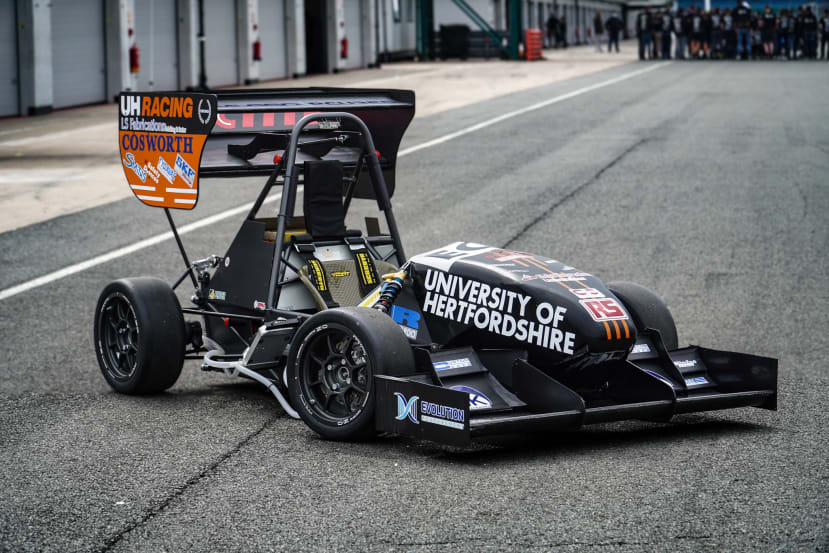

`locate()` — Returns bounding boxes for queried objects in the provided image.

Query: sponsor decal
[684,376,709,386]
[433,358,472,371]
[420,400,465,430]
[120,119,187,134]
[393,392,465,429]
[143,162,161,183]
[579,298,628,322]
[390,306,420,340]
[119,92,214,210]
[449,385,492,410]
[488,252,534,262]
[421,268,576,355]
[121,94,194,118]
[174,154,196,187]
[631,343,651,354]
[197,98,212,125]
[358,287,381,307]
[208,289,227,301]
[569,287,605,299]
[317,118,341,130]
[329,270,350,278]
[253,300,266,310]
[674,359,697,369]
[123,153,147,182]
[395,393,419,424]
[521,272,591,283]
[157,157,177,183]
[120,133,194,152]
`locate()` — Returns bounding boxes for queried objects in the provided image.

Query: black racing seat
[303,160,346,239]
[296,160,396,310]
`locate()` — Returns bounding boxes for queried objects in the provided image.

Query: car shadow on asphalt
[405,416,777,464]
[138,379,777,466]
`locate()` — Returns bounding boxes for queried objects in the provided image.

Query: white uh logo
[120,95,140,116]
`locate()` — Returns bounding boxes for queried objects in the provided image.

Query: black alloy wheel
[97,292,140,382]
[298,324,371,424]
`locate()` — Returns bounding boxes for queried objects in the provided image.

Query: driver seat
[295,160,396,311]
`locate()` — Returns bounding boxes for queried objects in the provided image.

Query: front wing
[375,338,777,448]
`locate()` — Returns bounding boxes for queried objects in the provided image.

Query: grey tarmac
[0,61,827,553]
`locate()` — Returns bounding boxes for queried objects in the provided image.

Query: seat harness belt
[292,240,339,309]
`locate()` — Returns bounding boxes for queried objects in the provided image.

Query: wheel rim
[299,324,371,424]
[97,293,140,381]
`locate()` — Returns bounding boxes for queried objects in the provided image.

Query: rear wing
[118,88,415,210]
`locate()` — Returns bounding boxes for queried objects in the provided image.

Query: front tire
[94,277,185,394]
[287,307,415,441]
[607,281,679,350]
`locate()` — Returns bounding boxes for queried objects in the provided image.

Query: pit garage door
[343,0,363,69]
[0,0,19,116]
[204,0,239,87]
[258,0,288,80]
[51,0,106,108]
[134,0,179,91]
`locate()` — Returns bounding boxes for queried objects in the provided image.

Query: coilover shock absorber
[372,270,408,314]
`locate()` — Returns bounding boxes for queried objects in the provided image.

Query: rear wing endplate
[118,92,217,210]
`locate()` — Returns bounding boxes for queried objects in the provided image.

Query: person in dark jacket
[794,6,805,58]
[606,12,623,53]
[761,6,777,57]
[661,10,673,59]
[637,8,653,59]
[546,13,559,48]
[673,9,687,59]
[559,15,568,48]
[652,10,663,58]
[778,9,792,58]
[690,6,707,58]
[723,8,736,58]
[710,8,724,58]
[801,6,818,59]
[593,11,604,52]
[821,9,829,59]
[734,0,752,59]
[751,12,762,59]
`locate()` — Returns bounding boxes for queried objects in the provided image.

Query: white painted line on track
[0,62,670,302]
[398,62,670,157]
[0,122,113,148]
[0,126,32,137]
[0,174,89,184]
[0,195,281,301]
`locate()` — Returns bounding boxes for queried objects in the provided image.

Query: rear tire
[94,277,185,394]
[606,281,679,350]
[287,307,415,441]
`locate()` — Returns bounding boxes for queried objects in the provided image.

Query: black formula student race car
[95,88,777,447]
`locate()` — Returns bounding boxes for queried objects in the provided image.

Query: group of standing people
[547,11,625,50]
[636,2,829,60]
[590,12,626,53]
[546,12,570,48]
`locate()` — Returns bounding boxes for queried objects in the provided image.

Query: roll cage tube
[266,112,407,310]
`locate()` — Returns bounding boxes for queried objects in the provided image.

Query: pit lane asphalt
[1,61,828,553]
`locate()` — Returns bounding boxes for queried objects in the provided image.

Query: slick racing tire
[94,277,185,394]
[607,281,679,351]
[287,307,415,441]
